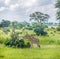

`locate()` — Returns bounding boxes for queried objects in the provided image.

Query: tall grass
[0,46,60,59]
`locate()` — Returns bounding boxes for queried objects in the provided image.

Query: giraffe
[23,35,40,48]
[22,29,40,48]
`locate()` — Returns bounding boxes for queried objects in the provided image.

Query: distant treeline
[0,19,59,28]
[44,22,59,26]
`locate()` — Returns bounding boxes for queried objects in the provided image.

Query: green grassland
[0,27,60,59]
[0,27,60,45]
[0,44,60,59]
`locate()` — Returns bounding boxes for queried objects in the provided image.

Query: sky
[0,0,58,23]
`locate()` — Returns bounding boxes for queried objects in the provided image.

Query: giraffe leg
[37,44,40,48]
[30,43,34,48]
[29,42,33,48]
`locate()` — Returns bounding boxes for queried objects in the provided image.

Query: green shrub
[4,39,11,46]
[0,40,3,44]
[57,27,60,31]
[50,32,53,34]
[3,28,10,34]
[51,27,55,29]
[34,27,47,36]
[57,40,60,44]
[4,39,31,48]
[26,42,31,48]
[25,26,33,30]
[54,30,56,33]
[16,39,25,48]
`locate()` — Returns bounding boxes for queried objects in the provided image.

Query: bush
[41,31,47,36]
[54,30,56,33]
[16,39,25,48]
[43,24,48,28]
[3,29,10,34]
[26,42,31,48]
[4,39,31,48]
[51,27,55,29]
[34,27,47,36]
[0,40,3,44]
[57,27,60,31]
[50,32,53,34]
[25,26,33,30]
[4,39,11,46]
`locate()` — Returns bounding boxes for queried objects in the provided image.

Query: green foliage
[0,20,10,27]
[11,21,18,29]
[55,0,60,8]
[44,24,48,28]
[55,0,60,25]
[30,12,49,23]
[51,27,55,29]
[25,25,33,30]
[4,39,11,46]
[10,21,30,29]
[26,42,31,48]
[40,37,60,45]
[0,31,8,44]
[32,22,41,28]
[17,23,24,29]
[56,26,60,31]
[32,22,48,29]
[3,28,10,34]
[15,39,25,48]
[0,40,3,44]
[34,27,47,36]
[34,24,47,36]
[4,39,31,48]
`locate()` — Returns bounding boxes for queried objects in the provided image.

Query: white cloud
[24,0,36,7]
[9,3,19,10]
[0,0,57,22]
[19,0,37,8]
[25,3,57,22]
[8,0,37,11]
[0,7,5,12]
[4,0,11,5]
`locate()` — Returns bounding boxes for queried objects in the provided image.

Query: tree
[55,0,60,25]
[16,21,29,29]
[55,0,60,8]
[30,12,49,24]
[0,19,11,27]
[32,22,41,28]
[12,21,18,29]
[34,25,47,36]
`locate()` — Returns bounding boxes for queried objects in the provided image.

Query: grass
[0,28,60,45]
[0,27,60,59]
[0,44,60,59]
